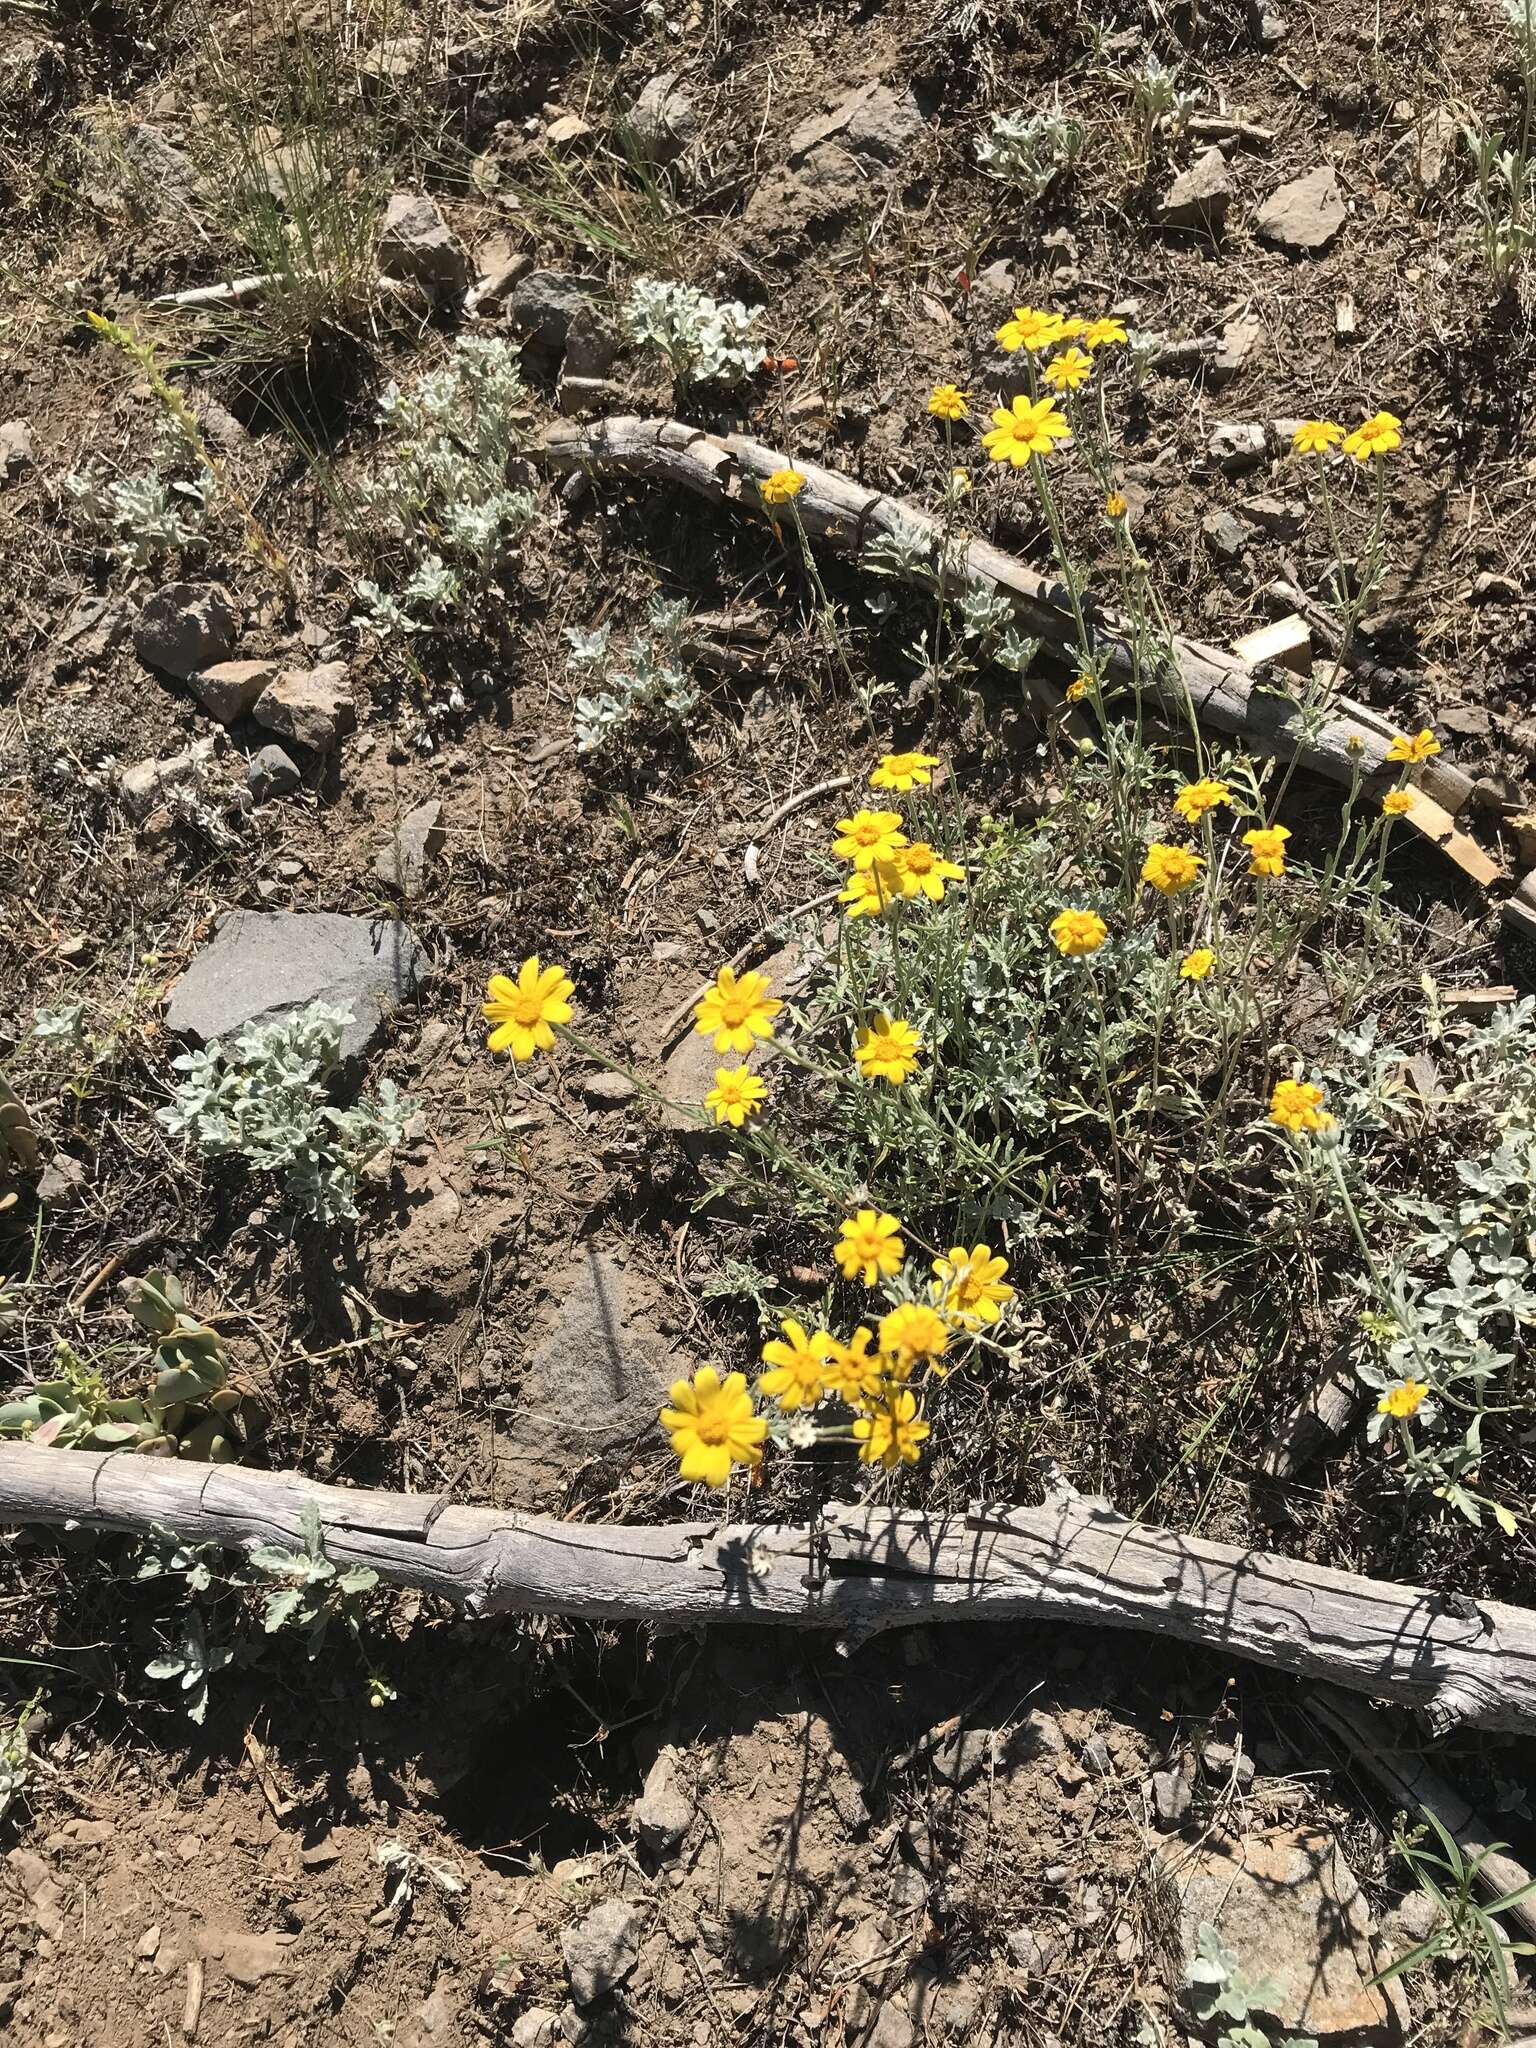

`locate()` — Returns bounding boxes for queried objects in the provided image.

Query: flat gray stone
[247,744,301,802]
[378,190,469,298]
[502,1248,677,1500]
[509,270,603,351]
[119,736,220,818]
[622,71,697,164]
[190,658,280,725]
[562,1897,647,2007]
[1202,508,1248,562]
[373,799,443,896]
[134,583,238,681]
[1207,421,1267,471]
[1161,1825,1405,2041]
[787,81,922,167]
[1160,146,1234,228]
[632,1748,693,1857]
[163,909,425,1060]
[252,662,355,753]
[1256,164,1346,252]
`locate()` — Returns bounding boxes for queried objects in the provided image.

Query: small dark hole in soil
[436,1650,660,1869]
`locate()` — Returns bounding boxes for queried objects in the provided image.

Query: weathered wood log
[531,416,1418,796]
[3,1444,1534,1737]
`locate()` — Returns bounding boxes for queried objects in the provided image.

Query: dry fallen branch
[533,416,1429,798]
[3,1446,1534,1737]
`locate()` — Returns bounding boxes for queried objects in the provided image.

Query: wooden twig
[1307,1686,1536,1942]
[2,1447,1534,1737]
[530,417,1420,797]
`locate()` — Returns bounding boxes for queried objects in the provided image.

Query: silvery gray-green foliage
[63,464,213,570]
[620,278,764,387]
[1185,1925,1316,2048]
[0,1694,38,1823]
[568,597,700,752]
[1129,58,1202,151]
[1352,997,1536,1530]
[158,1002,413,1223]
[29,1002,87,1043]
[976,106,1085,201]
[143,1611,232,1726]
[352,337,538,640]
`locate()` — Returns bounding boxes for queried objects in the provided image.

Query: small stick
[759,774,853,838]
[182,1956,205,2040]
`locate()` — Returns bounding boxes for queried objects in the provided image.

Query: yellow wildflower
[852,1388,930,1469]
[1269,1078,1334,1133]
[1385,728,1440,764]
[1382,789,1416,817]
[982,393,1073,466]
[1172,776,1231,825]
[483,956,575,1061]
[838,861,913,918]
[895,841,965,904]
[1104,490,1128,519]
[995,306,1067,355]
[835,1209,906,1287]
[1049,908,1108,957]
[833,807,908,870]
[660,1367,766,1489]
[1066,676,1092,702]
[1179,947,1216,981]
[879,1301,950,1365]
[1243,824,1291,878]
[1081,316,1128,350]
[1343,410,1402,462]
[854,1012,922,1086]
[870,750,939,791]
[928,383,970,421]
[759,468,805,505]
[932,1244,1013,1328]
[1378,1379,1428,1419]
[821,1326,886,1405]
[758,1318,832,1411]
[693,966,783,1055]
[1141,842,1204,896]
[705,1066,767,1128]
[1042,346,1094,393]
[1292,420,1343,457]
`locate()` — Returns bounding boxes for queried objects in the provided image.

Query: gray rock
[373,799,444,896]
[545,112,593,146]
[1004,1925,1057,1975]
[83,118,201,219]
[1207,421,1267,472]
[359,33,421,85]
[190,658,280,725]
[501,1248,678,1499]
[1202,508,1248,562]
[1413,107,1459,192]
[633,1748,693,1857]
[378,190,469,298]
[134,583,238,681]
[467,233,532,314]
[1080,1735,1113,1778]
[0,420,35,482]
[579,1070,638,1108]
[1150,1769,1192,1829]
[119,736,220,818]
[622,71,697,164]
[163,909,426,1060]
[932,1725,1000,1789]
[1197,1738,1256,1789]
[787,80,922,168]
[1471,570,1520,605]
[1159,1825,1406,2038]
[37,1153,86,1205]
[247,744,301,802]
[52,592,130,674]
[1240,494,1304,538]
[252,662,355,753]
[1213,315,1263,383]
[562,1896,647,2007]
[509,271,604,351]
[1256,165,1347,253]
[1439,703,1492,738]
[1160,146,1234,228]
[511,2013,560,2048]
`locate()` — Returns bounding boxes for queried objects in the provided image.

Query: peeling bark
[3,1446,1533,1737]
